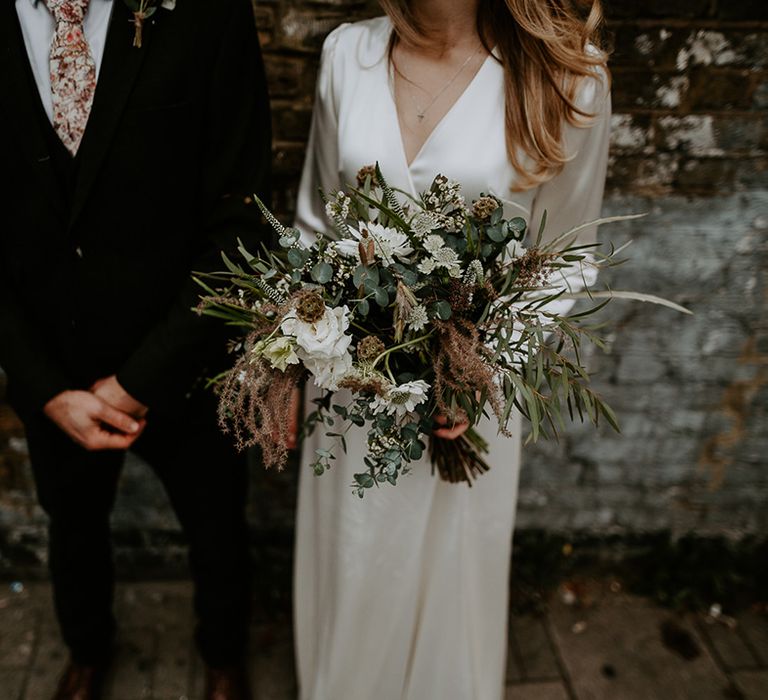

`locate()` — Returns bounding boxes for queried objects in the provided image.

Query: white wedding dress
[293,17,611,700]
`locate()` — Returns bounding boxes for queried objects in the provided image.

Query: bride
[291,0,611,698]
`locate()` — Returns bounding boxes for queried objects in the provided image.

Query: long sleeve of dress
[295,26,347,244]
[527,68,612,318]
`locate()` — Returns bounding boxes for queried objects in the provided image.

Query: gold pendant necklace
[396,46,483,122]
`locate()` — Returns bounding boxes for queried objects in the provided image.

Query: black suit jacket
[0,0,271,419]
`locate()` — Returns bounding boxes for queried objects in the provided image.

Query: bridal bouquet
[196,165,683,497]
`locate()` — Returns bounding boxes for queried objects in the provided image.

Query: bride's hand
[286,386,301,449]
[433,414,469,440]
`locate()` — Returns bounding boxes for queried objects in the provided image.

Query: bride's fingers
[286,387,301,449]
[433,414,470,440]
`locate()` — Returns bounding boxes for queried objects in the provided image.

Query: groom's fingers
[93,400,142,436]
[85,428,141,451]
[89,376,109,392]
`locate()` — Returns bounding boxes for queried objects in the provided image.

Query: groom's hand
[91,375,149,419]
[44,390,145,451]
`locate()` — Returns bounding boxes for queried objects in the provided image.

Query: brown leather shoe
[204,665,252,700]
[52,660,105,700]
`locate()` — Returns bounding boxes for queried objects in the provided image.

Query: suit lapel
[1,1,68,223]
[68,1,152,230]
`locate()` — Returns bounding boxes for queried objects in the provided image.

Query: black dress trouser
[23,389,251,668]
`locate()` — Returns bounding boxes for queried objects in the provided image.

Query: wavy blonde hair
[379,0,610,190]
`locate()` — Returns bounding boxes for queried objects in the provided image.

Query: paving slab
[505,681,570,700]
[4,580,766,700]
[698,616,761,670]
[509,614,561,681]
[0,668,27,700]
[249,623,297,700]
[733,670,768,700]
[506,628,525,683]
[103,626,156,700]
[115,582,194,628]
[23,625,67,700]
[549,590,732,700]
[737,612,768,667]
[0,606,36,669]
[151,625,193,698]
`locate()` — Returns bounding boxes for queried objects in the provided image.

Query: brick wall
[1,0,766,575]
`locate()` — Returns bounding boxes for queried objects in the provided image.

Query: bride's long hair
[379,0,610,190]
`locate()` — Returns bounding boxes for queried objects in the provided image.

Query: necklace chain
[395,46,483,122]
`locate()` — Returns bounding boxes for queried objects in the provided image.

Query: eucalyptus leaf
[353,265,367,288]
[287,248,308,268]
[434,301,452,320]
[486,224,506,243]
[374,286,389,307]
[311,261,334,284]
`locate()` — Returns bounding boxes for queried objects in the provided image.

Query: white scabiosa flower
[371,380,430,420]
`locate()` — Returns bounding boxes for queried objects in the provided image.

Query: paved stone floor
[0,579,766,700]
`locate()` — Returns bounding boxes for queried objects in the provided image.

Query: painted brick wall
[1,0,766,574]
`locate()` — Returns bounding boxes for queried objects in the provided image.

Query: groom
[1,0,270,698]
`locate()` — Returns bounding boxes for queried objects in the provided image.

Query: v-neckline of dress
[385,33,495,179]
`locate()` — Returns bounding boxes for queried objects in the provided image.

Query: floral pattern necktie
[44,0,96,156]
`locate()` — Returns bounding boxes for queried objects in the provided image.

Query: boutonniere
[124,0,177,49]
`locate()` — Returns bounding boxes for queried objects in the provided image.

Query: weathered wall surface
[1,0,766,574]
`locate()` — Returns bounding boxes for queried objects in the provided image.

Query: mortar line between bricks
[542,610,579,700]
[18,608,42,700]
[613,110,768,117]
[608,20,768,30]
